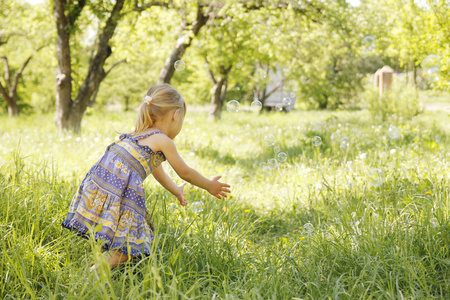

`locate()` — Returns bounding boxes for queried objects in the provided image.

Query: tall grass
[1,108,449,299]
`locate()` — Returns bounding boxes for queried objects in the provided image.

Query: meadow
[0,107,449,299]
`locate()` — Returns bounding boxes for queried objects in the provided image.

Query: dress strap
[131,131,164,141]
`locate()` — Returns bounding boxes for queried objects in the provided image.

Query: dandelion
[244,209,250,213]
[425,191,432,195]
[299,237,306,240]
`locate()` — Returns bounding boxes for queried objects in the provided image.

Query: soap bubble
[190,201,205,213]
[267,158,277,169]
[275,103,284,111]
[264,134,276,146]
[259,162,267,169]
[422,54,439,73]
[290,92,296,98]
[251,100,262,112]
[340,137,349,149]
[362,35,375,51]
[236,61,243,69]
[435,136,441,143]
[168,203,178,213]
[422,55,440,82]
[430,217,438,228]
[303,223,314,234]
[277,152,287,162]
[262,167,271,177]
[388,125,401,140]
[312,136,322,147]
[367,168,383,187]
[226,100,240,113]
[273,146,280,154]
[174,60,185,71]
[236,86,240,90]
[282,97,292,106]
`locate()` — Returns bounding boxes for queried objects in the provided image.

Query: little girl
[62,84,230,271]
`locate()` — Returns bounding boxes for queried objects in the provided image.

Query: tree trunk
[7,100,20,117]
[158,5,208,84]
[1,47,42,118]
[53,0,74,131]
[53,0,125,133]
[209,77,226,120]
[405,61,409,85]
[0,86,19,117]
[413,62,417,88]
[318,94,328,109]
[124,95,130,112]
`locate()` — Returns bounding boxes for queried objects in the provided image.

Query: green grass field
[1,108,449,299]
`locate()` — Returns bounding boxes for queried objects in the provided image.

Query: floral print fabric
[62,131,165,256]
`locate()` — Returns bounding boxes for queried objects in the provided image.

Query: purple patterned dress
[62,131,166,256]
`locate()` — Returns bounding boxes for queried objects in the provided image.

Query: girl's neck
[149,121,170,137]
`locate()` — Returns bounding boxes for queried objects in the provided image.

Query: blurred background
[0,0,448,131]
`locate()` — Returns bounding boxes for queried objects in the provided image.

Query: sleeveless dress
[61,131,166,256]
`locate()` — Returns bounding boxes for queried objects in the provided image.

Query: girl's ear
[172,108,180,121]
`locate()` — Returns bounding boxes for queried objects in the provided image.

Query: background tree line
[0,0,448,132]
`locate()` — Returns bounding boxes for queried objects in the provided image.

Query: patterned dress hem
[61,219,152,256]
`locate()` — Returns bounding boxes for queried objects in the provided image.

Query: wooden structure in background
[374,65,394,97]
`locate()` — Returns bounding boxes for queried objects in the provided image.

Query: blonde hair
[132,84,186,135]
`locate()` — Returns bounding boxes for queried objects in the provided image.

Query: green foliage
[1,109,449,298]
[1,0,449,115]
[0,0,55,114]
[362,79,422,121]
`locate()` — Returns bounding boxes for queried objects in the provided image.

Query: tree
[0,0,52,117]
[284,0,377,109]
[52,0,168,133]
[0,46,46,117]
[195,1,305,118]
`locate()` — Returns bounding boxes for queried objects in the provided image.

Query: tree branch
[11,44,47,93]
[1,56,11,89]
[0,80,10,103]
[67,0,87,29]
[120,0,172,15]
[105,59,127,76]
[204,57,217,84]
[265,82,283,99]
[0,32,26,47]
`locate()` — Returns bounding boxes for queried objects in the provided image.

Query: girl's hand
[208,176,231,199]
[176,182,187,206]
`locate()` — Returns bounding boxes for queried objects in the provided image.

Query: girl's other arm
[160,138,230,199]
[152,164,187,205]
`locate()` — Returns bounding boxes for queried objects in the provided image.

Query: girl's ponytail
[131,84,186,135]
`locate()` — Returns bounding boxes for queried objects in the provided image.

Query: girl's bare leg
[105,249,130,269]
[90,249,130,272]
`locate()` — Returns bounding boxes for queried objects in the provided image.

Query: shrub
[362,83,422,121]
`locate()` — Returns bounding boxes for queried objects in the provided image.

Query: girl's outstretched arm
[152,164,187,205]
[160,137,230,199]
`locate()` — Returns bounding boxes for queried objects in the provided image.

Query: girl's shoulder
[131,130,171,153]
